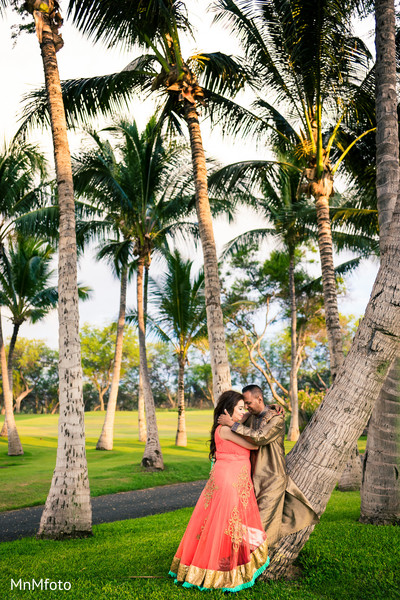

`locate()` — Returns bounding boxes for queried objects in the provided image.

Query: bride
[169,390,269,592]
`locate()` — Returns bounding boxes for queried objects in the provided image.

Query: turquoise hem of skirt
[168,556,270,593]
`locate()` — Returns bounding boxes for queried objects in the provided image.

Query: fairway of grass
[0,411,367,513]
[0,490,397,600]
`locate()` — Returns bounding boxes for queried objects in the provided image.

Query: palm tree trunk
[337,445,362,491]
[36,15,91,538]
[287,254,299,441]
[360,356,400,523]
[97,266,128,450]
[261,211,400,577]
[137,265,148,442]
[183,101,231,402]
[0,311,23,455]
[7,322,20,400]
[360,0,400,526]
[137,256,164,470]
[175,352,187,447]
[314,192,344,379]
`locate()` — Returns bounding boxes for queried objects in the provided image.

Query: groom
[218,384,318,548]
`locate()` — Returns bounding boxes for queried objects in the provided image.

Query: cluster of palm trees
[0,0,398,576]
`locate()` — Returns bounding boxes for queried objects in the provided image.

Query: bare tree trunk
[0,311,23,455]
[175,353,187,447]
[97,266,127,450]
[137,257,164,470]
[287,254,299,441]
[314,192,344,379]
[14,387,34,413]
[337,445,362,491]
[184,101,231,402]
[36,13,91,538]
[98,388,106,412]
[360,0,400,526]
[261,217,400,577]
[360,356,400,523]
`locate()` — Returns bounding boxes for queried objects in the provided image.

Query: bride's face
[231,399,246,422]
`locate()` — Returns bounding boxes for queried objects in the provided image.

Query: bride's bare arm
[219,426,258,450]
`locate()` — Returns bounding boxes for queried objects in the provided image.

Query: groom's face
[243,391,264,415]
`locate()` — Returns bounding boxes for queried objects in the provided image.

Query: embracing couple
[169,385,318,592]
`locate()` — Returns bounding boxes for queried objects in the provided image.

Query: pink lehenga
[169,425,269,592]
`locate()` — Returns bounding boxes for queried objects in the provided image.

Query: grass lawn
[0,411,367,513]
[0,490,397,600]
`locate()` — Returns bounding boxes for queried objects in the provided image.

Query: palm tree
[2,0,92,538]
[0,236,57,402]
[212,154,374,440]
[142,248,207,446]
[212,0,376,380]
[22,0,254,400]
[0,136,47,452]
[360,0,400,525]
[73,117,194,467]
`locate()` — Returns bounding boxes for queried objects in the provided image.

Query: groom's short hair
[242,384,263,398]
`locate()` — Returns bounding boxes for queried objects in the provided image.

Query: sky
[0,1,379,348]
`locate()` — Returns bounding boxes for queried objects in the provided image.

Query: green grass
[0,412,367,513]
[0,491,397,600]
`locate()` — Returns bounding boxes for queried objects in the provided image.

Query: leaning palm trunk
[360,0,400,525]
[0,311,23,455]
[36,10,91,538]
[360,356,400,523]
[183,101,231,402]
[175,352,187,447]
[261,204,400,577]
[287,255,299,441]
[137,257,164,470]
[97,266,128,450]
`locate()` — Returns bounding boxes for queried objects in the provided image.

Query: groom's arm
[231,413,285,446]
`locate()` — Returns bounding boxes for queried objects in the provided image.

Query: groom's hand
[218,410,234,428]
[269,403,285,415]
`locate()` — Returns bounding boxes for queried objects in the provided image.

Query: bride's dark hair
[209,390,244,460]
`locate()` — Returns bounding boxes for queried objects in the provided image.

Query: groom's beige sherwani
[232,408,318,548]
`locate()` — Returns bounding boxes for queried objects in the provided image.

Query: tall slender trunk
[287,254,299,441]
[7,322,20,399]
[314,192,344,379]
[261,197,400,576]
[175,351,187,447]
[0,311,23,455]
[360,0,400,525]
[36,15,91,538]
[183,101,231,402]
[138,265,148,442]
[137,256,164,470]
[97,266,128,450]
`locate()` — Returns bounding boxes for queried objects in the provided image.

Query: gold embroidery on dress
[224,506,243,552]
[196,516,208,540]
[204,468,218,509]
[233,465,252,509]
